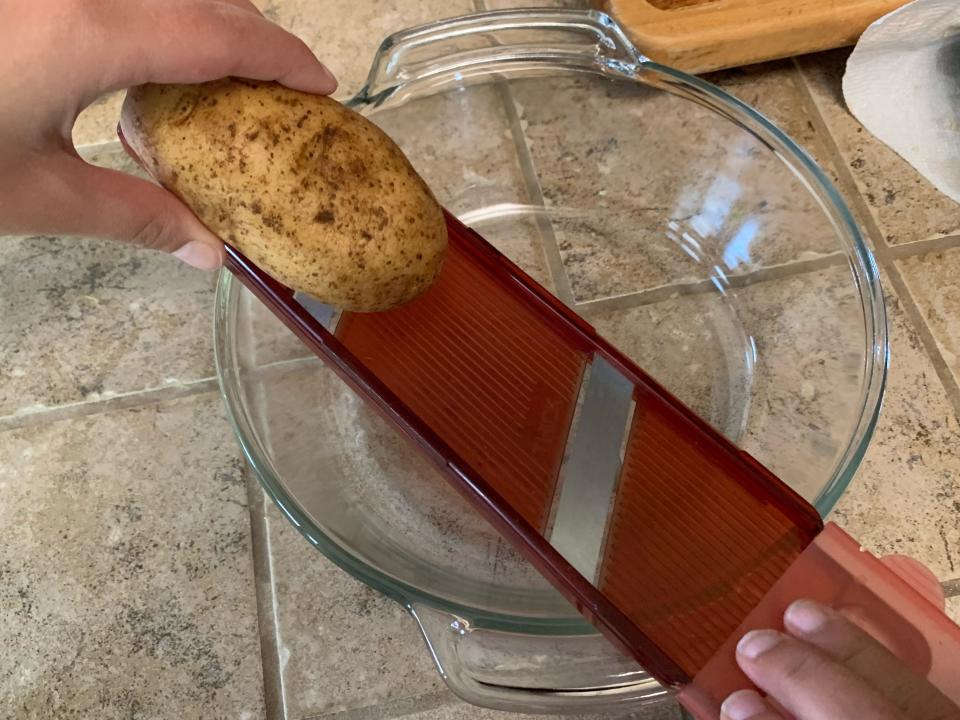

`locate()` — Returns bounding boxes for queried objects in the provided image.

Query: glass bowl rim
[213,9,888,635]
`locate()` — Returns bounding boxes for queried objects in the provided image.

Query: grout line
[299,691,453,720]
[470,0,574,302]
[246,465,287,720]
[246,355,321,380]
[245,361,295,720]
[401,0,573,303]
[0,377,219,432]
[884,234,960,261]
[879,241,960,414]
[793,57,960,419]
[575,253,847,317]
[792,55,902,258]
[943,578,960,598]
[790,58,863,211]
[76,138,122,158]
[791,57,895,261]
[0,354,321,435]
[793,57,960,256]
[492,83,577,306]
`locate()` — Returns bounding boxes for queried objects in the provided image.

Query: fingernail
[737,629,781,659]
[785,599,828,635]
[721,689,768,720]
[318,63,338,92]
[174,240,222,270]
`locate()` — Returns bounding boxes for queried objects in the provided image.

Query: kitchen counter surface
[2,1,959,719]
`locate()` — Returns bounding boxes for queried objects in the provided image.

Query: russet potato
[120,79,447,312]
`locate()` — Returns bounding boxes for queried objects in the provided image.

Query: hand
[0,0,336,269]
[721,600,960,720]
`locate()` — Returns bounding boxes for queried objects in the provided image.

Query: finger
[21,154,223,269]
[736,629,909,720]
[783,600,959,718]
[720,689,785,720]
[880,556,946,610]
[91,0,336,95]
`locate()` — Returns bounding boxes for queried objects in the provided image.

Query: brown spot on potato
[314,209,335,224]
[262,212,284,232]
[170,92,199,125]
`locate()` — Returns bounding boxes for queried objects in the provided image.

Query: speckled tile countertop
[3,1,959,719]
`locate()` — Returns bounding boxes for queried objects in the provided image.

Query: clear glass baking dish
[213,9,888,713]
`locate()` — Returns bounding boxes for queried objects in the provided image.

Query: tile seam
[493,83,577,306]
[942,578,960,598]
[0,353,326,433]
[76,138,122,157]
[574,253,847,316]
[885,235,960,260]
[296,691,452,720]
[0,378,219,431]
[792,57,960,418]
[246,468,287,720]
[877,223,960,415]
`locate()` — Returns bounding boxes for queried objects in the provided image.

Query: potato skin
[120,79,447,312]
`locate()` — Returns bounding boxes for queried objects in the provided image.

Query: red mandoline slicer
[222,211,960,716]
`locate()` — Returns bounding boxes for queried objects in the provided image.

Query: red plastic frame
[225,210,823,687]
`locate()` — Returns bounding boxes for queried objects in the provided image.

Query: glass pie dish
[213,9,888,714]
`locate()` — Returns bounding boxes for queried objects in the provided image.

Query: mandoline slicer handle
[678,522,960,718]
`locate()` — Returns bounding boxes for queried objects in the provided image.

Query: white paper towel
[843,0,960,203]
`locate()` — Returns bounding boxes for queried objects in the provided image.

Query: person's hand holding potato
[0,0,336,270]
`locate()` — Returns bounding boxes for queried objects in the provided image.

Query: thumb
[734,630,909,720]
[42,153,224,270]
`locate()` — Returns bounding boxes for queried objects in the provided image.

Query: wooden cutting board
[593,0,910,74]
